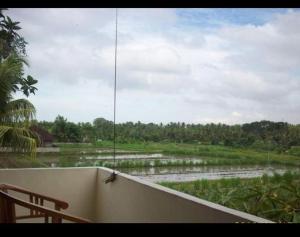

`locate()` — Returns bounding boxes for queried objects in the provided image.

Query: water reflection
[82,153,164,160]
[47,153,300,183]
[125,165,300,182]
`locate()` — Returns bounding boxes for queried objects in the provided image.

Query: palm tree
[0,53,39,157]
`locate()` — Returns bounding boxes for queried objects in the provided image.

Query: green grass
[0,153,47,168]
[287,146,300,157]
[1,141,300,168]
[54,143,95,148]
[159,172,300,223]
[57,141,300,167]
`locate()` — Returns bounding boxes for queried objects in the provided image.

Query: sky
[8,8,300,125]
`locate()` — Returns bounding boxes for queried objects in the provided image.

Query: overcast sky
[9,8,300,125]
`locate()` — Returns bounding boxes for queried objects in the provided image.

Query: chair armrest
[0,183,68,209]
[0,190,91,223]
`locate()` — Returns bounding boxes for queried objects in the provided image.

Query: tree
[0,9,39,156]
[79,122,96,143]
[0,54,39,155]
[52,115,82,142]
[52,115,68,142]
[0,9,25,59]
[0,8,37,96]
[93,117,113,140]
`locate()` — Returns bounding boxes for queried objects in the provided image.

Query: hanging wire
[105,8,118,183]
[113,8,118,171]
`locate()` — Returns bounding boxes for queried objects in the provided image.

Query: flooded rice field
[47,153,300,183]
[121,165,300,182]
[82,153,164,160]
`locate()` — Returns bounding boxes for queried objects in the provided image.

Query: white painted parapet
[0,167,272,223]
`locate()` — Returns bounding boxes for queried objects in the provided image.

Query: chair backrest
[0,183,91,223]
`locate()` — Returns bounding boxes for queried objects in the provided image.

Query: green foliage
[35,117,300,153]
[0,54,39,156]
[0,9,38,96]
[52,115,82,142]
[0,152,46,168]
[160,172,300,223]
[19,75,38,97]
[93,117,113,141]
[287,146,300,157]
[0,9,26,59]
[0,9,38,157]
[50,139,300,167]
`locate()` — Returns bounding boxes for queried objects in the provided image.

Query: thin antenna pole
[105,8,118,183]
[113,8,118,171]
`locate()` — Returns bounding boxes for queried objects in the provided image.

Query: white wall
[95,168,271,223]
[0,167,272,223]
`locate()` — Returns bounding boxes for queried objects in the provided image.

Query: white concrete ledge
[0,167,272,223]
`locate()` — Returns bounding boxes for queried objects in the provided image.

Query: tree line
[34,116,300,152]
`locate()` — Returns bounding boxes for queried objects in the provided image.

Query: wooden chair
[0,184,91,223]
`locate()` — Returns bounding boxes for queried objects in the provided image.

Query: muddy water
[48,152,300,183]
[119,165,300,183]
[82,153,164,160]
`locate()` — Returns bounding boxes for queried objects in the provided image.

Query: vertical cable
[113,8,118,171]
[105,8,118,183]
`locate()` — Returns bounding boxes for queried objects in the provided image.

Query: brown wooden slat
[1,184,68,209]
[0,196,5,222]
[0,190,91,223]
[54,203,62,222]
[10,201,16,223]
[1,183,76,223]
[45,214,49,223]
[52,216,60,223]
[34,196,38,215]
[29,194,33,216]
[4,199,16,223]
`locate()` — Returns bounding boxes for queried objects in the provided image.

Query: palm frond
[0,98,36,124]
[0,53,27,104]
[0,125,40,158]
[0,53,37,157]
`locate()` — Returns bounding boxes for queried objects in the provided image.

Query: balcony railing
[0,167,273,223]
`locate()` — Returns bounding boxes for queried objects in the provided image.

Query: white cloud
[232,112,242,117]
[8,8,300,124]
